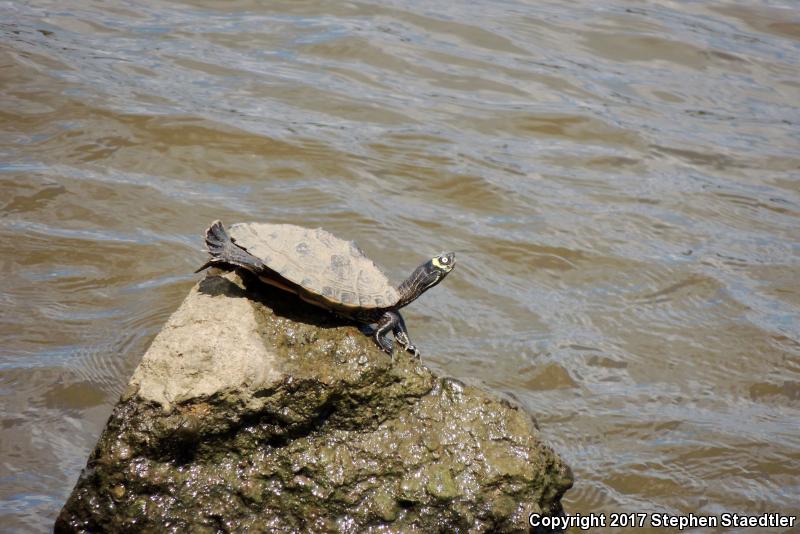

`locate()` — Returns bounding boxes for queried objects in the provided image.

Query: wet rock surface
[56,271,573,533]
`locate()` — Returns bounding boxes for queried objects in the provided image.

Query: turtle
[195,220,456,359]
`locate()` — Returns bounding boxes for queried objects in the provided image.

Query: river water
[2,0,799,531]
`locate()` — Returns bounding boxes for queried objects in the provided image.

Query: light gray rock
[56,271,573,533]
[126,272,282,410]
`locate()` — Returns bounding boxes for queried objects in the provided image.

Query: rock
[56,271,573,533]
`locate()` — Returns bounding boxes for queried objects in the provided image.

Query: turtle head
[430,252,456,277]
[397,252,456,307]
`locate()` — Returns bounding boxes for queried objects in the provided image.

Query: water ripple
[2,0,800,529]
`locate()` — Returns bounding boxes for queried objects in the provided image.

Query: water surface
[2,0,799,530]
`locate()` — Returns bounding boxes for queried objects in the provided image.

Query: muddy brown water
[2,0,799,531]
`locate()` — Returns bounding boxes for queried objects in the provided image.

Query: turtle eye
[439,256,449,265]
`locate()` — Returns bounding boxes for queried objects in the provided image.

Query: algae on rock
[56,271,572,533]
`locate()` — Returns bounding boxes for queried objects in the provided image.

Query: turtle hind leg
[195,220,265,273]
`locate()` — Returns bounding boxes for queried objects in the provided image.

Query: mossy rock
[56,272,572,533]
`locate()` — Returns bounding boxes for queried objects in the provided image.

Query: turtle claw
[404,344,420,360]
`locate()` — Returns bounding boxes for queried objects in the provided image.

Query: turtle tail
[195,220,265,273]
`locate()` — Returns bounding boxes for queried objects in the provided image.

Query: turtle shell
[229,223,400,310]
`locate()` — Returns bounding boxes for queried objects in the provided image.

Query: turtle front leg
[373,311,398,361]
[392,312,420,359]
